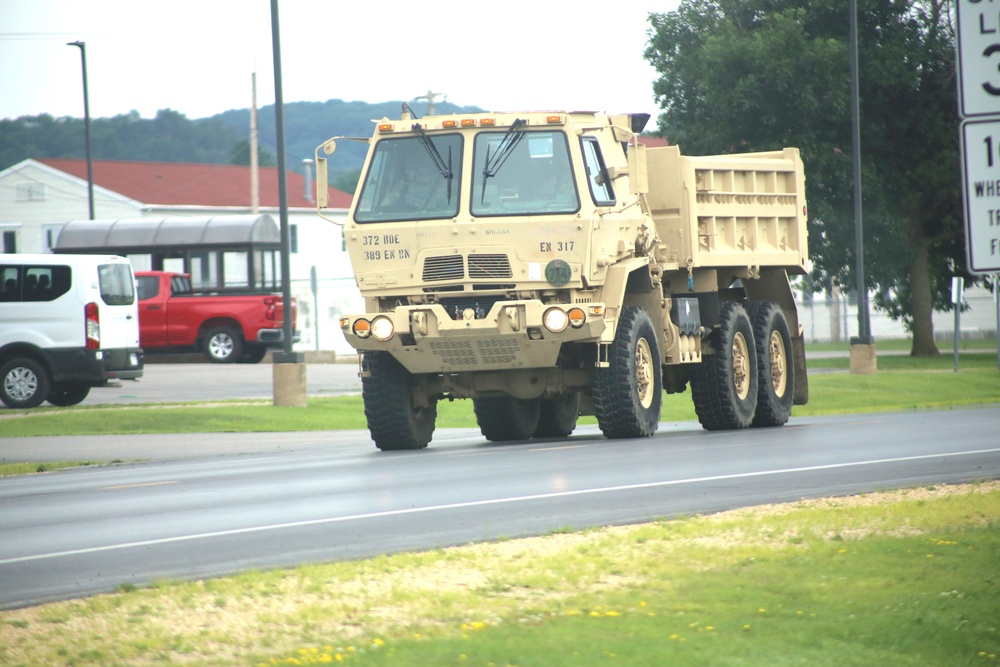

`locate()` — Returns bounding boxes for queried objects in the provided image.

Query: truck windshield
[354,134,463,223]
[471,130,578,217]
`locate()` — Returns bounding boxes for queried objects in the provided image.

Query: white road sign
[956,0,1000,117]
[961,118,1000,274]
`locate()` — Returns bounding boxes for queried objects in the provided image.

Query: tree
[645,0,970,355]
[228,139,276,167]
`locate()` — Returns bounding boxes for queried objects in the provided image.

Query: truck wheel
[239,344,268,364]
[204,326,243,363]
[473,396,542,442]
[591,306,662,438]
[691,302,758,430]
[1,357,52,409]
[748,301,794,427]
[533,392,581,438]
[362,351,436,450]
[46,383,91,407]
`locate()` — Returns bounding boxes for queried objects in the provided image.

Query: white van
[0,254,144,408]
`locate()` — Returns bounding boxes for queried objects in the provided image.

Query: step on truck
[316,109,809,450]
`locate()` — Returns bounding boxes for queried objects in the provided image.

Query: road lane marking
[103,481,179,490]
[2,446,998,566]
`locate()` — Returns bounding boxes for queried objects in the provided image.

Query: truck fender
[597,259,668,367]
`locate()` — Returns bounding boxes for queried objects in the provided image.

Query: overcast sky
[0,0,677,131]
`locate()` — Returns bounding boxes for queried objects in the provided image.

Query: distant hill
[0,99,484,189]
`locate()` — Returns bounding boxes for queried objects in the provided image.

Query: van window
[2,265,72,303]
[98,263,136,306]
[1,266,19,302]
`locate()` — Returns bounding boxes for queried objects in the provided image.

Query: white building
[0,158,362,353]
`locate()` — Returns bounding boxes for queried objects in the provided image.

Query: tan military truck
[316,109,809,450]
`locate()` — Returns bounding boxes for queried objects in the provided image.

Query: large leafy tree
[645,0,968,355]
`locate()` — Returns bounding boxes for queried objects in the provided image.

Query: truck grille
[422,254,512,281]
[423,255,464,281]
[468,254,512,279]
[429,338,521,367]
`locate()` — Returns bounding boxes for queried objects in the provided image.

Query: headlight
[542,307,569,333]
[371,316,395,341]
[353,319,371,338]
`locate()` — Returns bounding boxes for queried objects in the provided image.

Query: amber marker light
[461,118,476,126]
[353,319,372,338]
[546,115,564,124]
[480,118,496,126]
[378,123,394,132]
[443,120,457,128]
[339,317,350,328]
[568,307,586,328]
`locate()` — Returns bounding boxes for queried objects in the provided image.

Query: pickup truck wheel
[362,351,436,450]
[473,396,542,442]
[239,344,268,364]
[204,326,243,363]
[46,383,91,407]
[1,357,52,409]
[591,306,662,439]
[748,301,794,427]
[691,302,758,431]
[533,392,581,438]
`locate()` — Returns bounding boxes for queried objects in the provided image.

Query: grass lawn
[0,483,996,666]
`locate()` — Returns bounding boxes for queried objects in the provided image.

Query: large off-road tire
[691,302,758,431]
[473,395,541,442]
[533,392,581,438]
[1,357,52,409]
[591,306,662,439]
[748,301,794,427]
[362,351,436,450]
[203,326,243,363]
[46,383,91,407]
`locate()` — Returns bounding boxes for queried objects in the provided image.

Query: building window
[14,182,46,202]
[2,230,16,254]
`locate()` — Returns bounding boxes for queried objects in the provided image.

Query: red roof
[37,158,353,209]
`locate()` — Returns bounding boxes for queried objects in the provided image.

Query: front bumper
[340,301,606,374]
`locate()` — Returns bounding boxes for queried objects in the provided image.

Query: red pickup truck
[135,271,297,363]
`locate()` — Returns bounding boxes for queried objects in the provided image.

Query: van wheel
[691,302,758,430]
[204,326,243,363]
[748,301,794,427]
[1,357,52,409]
[473,396,542,442]
[47,383,91,407]
[362,351,436,450]
[591,306,662,438]
[533,392,581,438]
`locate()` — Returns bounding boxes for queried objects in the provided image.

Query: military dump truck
[315,109,809,450]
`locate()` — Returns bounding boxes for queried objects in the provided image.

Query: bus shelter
[53,215,282,293]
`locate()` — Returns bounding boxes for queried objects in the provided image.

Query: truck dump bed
[643,146,808,274]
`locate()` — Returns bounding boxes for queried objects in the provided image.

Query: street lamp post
[67,41,95,220]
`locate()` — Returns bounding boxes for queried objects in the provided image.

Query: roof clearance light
[480,118,495,126]
[371,316,395,341]
[461,119,476,127]
[353,319,371,338]
[546,115,564,124]
[378,123,394,132]
[443,120,457,128]
[542,307,569,333]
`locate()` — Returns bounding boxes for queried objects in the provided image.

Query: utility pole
[251,72,260,214]
[67,41,94,220]
[415,90,445,116]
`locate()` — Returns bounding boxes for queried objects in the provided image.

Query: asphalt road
[1,407,998,610]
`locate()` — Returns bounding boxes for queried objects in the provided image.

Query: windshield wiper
[481,118,526,203]
[411,123,453,202]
